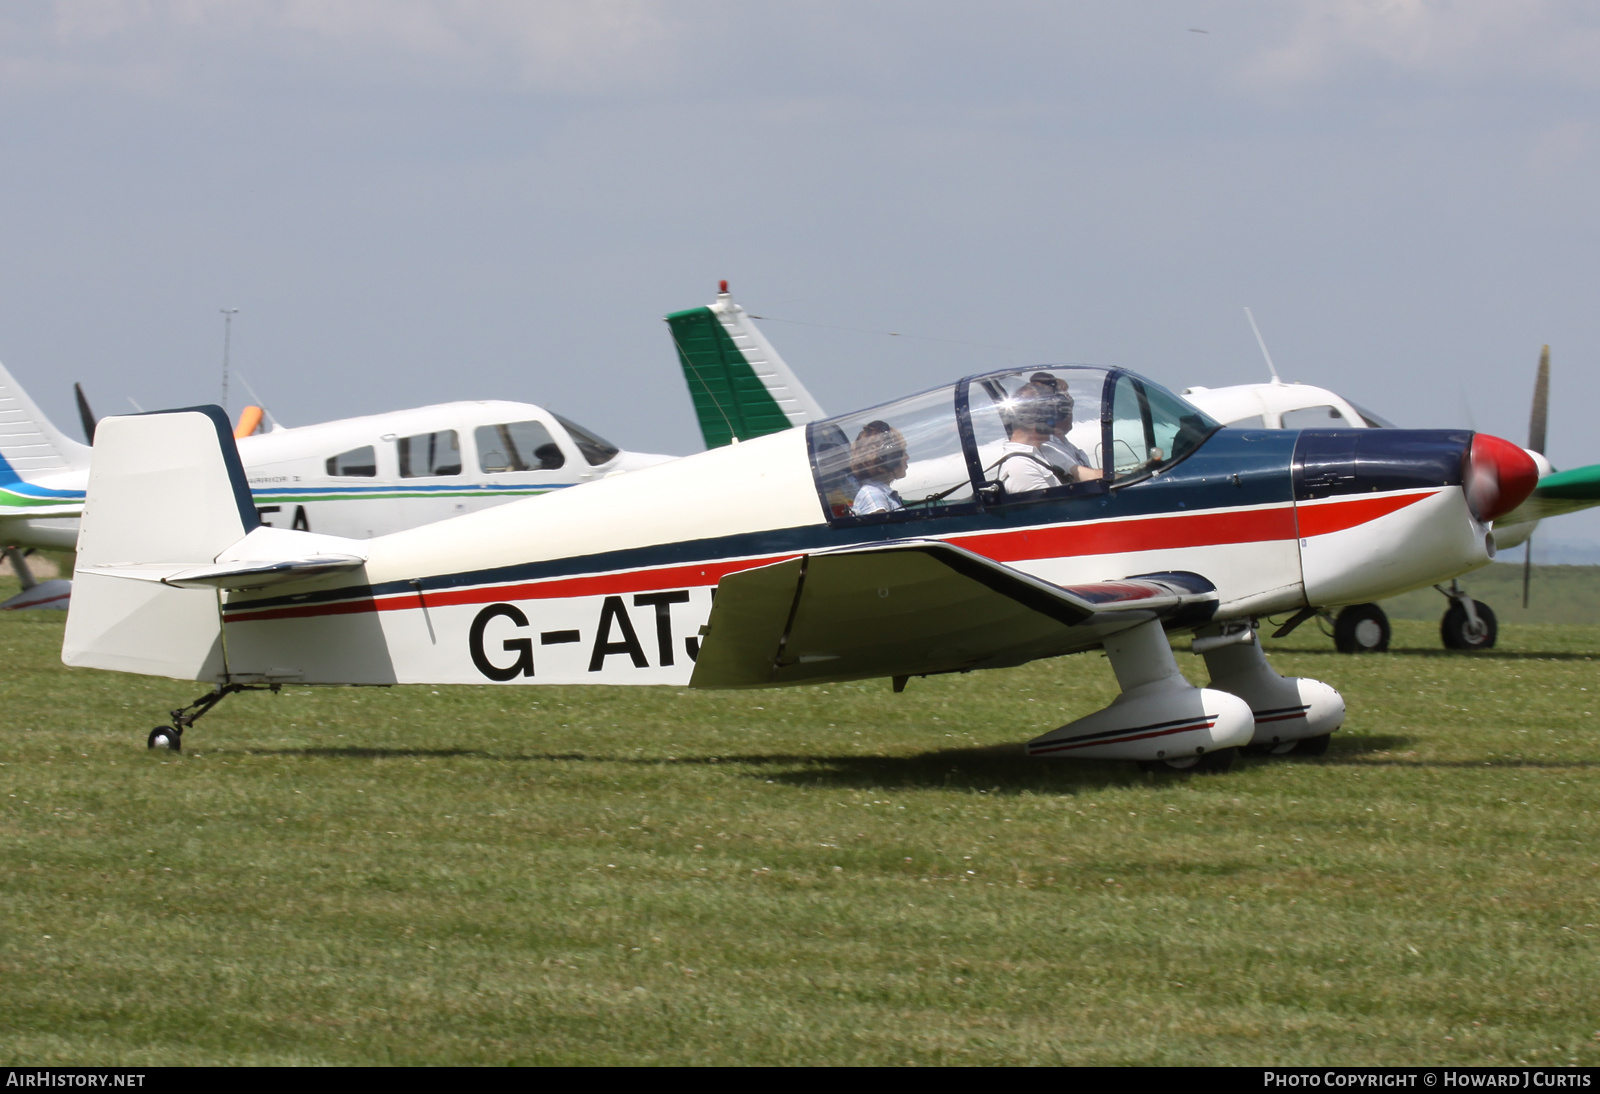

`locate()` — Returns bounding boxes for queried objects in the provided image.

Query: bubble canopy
[806,366,1220,523]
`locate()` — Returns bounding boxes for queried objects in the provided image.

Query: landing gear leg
[146,682,279,753]
[3,546,37,592]
[1195,621,1344,755]
[1437,580,1497,650]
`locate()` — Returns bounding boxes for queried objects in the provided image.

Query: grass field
[3,576,1599,1065]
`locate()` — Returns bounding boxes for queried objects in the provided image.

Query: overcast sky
[3,1,1599,541]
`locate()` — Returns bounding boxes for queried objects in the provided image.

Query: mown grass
[2,588,1598,1065]
[1382,561,1600,626]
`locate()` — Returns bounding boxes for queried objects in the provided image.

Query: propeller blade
[1528,344,1549,455]
[73,382,98,444]
[1523,534,1533,609]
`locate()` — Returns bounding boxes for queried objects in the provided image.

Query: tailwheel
[147,726,181,752]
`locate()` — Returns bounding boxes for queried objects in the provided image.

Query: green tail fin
[665,284,824,449]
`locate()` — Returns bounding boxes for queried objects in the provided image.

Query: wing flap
[689,539,1217,689]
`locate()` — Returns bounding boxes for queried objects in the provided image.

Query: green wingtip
[1534,462,1600,501]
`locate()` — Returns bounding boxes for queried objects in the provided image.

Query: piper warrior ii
[62,365,1537,772]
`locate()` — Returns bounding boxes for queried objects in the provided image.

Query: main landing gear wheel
[1441,599,1497,650]
[1248,733,1331,758]
[1295,733,1331,757]
[147,726,181,752]
[1333,604,1390,653]
[1139,748,1237,774]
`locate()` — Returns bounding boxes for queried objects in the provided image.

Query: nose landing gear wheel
[1333,604,1390,653]
[147,726,181,752]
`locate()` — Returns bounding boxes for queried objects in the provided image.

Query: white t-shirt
[995,441,1061,496]
[852,480,903,516]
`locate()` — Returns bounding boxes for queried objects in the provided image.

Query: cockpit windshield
[806,366,1218,522]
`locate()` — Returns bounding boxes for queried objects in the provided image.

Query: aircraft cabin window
[1281,405,1352,430]
[475,421,566,473]
[397,430,462,477]
[551,413,620,467]
[966,367,1107,501]
[1350,402,1396,429]
[325,445,377,477]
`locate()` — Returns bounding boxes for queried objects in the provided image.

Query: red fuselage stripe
[1294,492,1429,538]
[224,491,1442,624]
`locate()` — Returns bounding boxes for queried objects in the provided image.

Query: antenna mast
[1243,307,1282,385]
[220,308,239,414]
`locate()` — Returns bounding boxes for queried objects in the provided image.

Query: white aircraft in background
[664,288,1600,653]
[0,360,671,610]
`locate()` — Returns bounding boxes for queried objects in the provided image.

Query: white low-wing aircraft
[0,359,671,609]
[1176,333,1600,653]
[63,361,1537,770]
[665,289,1600,654]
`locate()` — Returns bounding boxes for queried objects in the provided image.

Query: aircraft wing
[688,539,1219,688]
[1497,462,1600,525]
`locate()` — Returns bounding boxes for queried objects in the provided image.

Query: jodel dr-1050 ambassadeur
[62,364,1537,772]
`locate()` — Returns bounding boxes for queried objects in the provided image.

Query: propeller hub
[1464,433,1539,523]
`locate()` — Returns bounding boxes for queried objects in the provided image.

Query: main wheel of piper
[147,726,181,752]
[1333,603,1390,653]
[1440,599,1497,650]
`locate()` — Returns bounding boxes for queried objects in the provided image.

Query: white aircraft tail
[63,406,371,681]
[63,407,258,680]
[665,281,825,449]
[0,358,91,480]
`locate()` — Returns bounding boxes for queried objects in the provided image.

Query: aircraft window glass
[475,421,566,473]
[397,430,462,477]
[551,413,620,467]
[1282,405,1353,430]
[1350,401,1396,429]
[809,383,970,521]
[1108,374,1217,484]
[325,445,377,477]
[965,367,1107,501]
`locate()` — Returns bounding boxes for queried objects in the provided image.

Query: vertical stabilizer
[0,359,92,478]
[665,282,825,449]
[63,407,259,681]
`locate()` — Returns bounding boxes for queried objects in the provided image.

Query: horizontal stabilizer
[81,556,365,590]
[78,525,368,590]
[689,539,1217,689]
